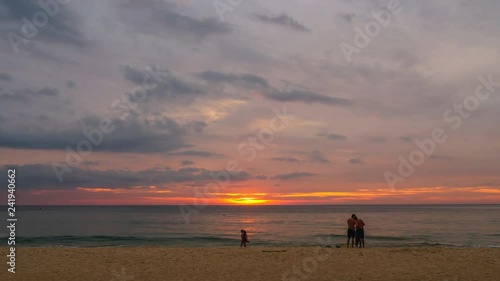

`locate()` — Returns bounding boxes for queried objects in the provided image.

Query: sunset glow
[1,0,499,206]
[225,198,270,205]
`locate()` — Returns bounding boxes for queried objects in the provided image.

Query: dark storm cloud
[120,0,231,39]
[4,164,252,190]
[167,150,222,157]
[252,13,311,33]
[349,158,364,165]
[317,133,347,141]
[0,114,191,153]
[270,157,301,163]
[272,172,316,180]
[0,0,87,47]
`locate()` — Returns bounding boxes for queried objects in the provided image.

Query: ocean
[4,205,499,248]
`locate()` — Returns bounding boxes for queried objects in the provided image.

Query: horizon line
[5,203,499,207]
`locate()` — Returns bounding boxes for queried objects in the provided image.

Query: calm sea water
[3,205,499,248]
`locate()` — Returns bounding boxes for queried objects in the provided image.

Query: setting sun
[225,198,269,205]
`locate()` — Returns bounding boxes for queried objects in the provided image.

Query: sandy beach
[1,247,498,281]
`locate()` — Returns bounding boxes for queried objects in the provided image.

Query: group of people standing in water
[347,214,365,248]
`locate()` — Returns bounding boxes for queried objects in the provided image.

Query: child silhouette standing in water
[240,229,249,247]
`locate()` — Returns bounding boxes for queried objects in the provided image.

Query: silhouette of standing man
[354,215,366,248]
[347,214,356,248]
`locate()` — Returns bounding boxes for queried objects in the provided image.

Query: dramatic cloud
[271,157,301,163]
[181,160,195,166]
[0,73,12,82]
[1,0,500,205]
[309,151,330,164]
[252,13,310,33]
[158,15,231,38]
[197,71,269,89]
[349,158,364,165]
[66,80,76,88]
[120,0,231,39]
[265,89,352,106]
[317,133,347,141]
[399,136,413,143]
[272,172,316,180]
[0,114,191,153]
[197,70,351,106]
[0,0,87,47]
[430,155,454,161]
[167,150,221,157]
[0,86,60,103]
[123,65,205,103]
[5,164,252,190]
[188,121,208,133]
[366,137,386,143]
[337,13,356,23]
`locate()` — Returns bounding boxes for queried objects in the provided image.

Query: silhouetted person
[347,214,356,248]
[240,229,249,247]
[354,216,365,248]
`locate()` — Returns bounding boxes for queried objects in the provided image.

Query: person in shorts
[354,215,365,248]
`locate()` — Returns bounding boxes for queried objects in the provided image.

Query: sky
[1,0,499,205]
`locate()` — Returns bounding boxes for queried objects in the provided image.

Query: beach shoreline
[1,246,498,281]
